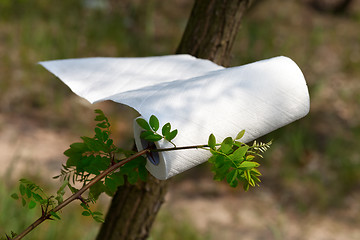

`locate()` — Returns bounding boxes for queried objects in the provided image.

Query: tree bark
[96,1,253,239]
[96,175,168,240]
[176,0,253,66]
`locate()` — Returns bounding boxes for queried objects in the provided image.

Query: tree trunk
[95,175,168,240]
[96,1,253,239]
[176,0,253,66]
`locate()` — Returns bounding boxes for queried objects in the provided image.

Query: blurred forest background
[0,0,359,239]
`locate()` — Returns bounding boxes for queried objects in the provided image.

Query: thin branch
[12,149,150,240]
[150,144,209,152]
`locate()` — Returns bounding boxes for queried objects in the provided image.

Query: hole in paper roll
[140,135,160,166]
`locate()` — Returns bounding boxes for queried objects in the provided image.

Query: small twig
[150,144,209,152]
[77,196,87,206]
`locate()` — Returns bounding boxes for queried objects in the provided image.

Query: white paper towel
[40,54,310,180]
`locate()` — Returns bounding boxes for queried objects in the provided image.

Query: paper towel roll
[40,54,310,180]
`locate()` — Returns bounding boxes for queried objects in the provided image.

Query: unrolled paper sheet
[40,54,310,180]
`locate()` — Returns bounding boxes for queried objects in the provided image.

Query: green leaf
[93,216,105,223]
[94,115,106,122]
[11,193,19,200]
[235,130,245,140]
[82,211,91,216]
[226,169,238,188]
[243,182,250,192]
[127,171,139,184]
[57,179,69,195]
[95,127,102,140]
[208,134,216,150]
[138,164,148,182]
[251,174,261,184]
[106,138,113,147]
[32,193,43,202]
[244,170,255,186]
[211,154,226,168]
[69,142,88,152]
[105,177,118,193]
[246,155,255,161]
[251,168,262,176]
[26,188,32,199]
[89,181,106,201]
[80,202,89,209]
[21,198,26,207]
[140,131,155,139]
[143,133,162,142]
[67,184,78,194]
[238,161,260,170]
[93,211,103,216]
[162,123,171,136]
[50,211,61,220]
[149,115,159,131]
[136,118,151,131]
[94,114,106,121]
[110,172,125,186]
[221,137,233,154]
[94,109,104,115]
[81,136,104,152]
[66,156,80,167]
[229,145,249,162]
[19,178,33,185]
[165,129,178,141]
[212,162,231,181]
[55,195,63,205]
[63,149,82,159]
[28,200,36,209]
[96,122,109,128]
[19,184,26,196]
[102,131,109,142]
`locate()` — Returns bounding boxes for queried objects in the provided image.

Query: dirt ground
[1,111,359,240]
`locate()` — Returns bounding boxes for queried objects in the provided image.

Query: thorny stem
[11,143,211,240]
